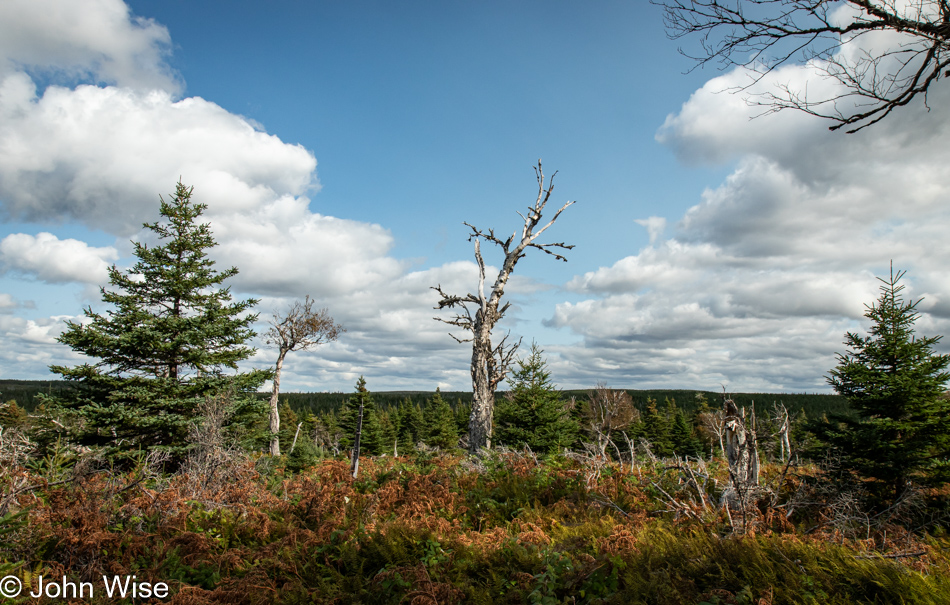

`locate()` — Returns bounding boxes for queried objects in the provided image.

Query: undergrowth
[2,451,949,604]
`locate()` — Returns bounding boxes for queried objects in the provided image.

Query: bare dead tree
[584,384,639,459]
[773,402,791,463]
[656,0,950,132]
[721,396,761,532]
[351,396,365,480]
[433,160,575,454]
[264,296,344,456]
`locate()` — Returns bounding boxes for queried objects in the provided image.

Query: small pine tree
[827,266,950,500]
[277,401,299,453]
[43,183,268,463]
[0,400,28,429]
[493,343,577,454]
[396,399,425,453]
[424,388,458,450]
[380,409,399,456]
[339,377,383,456]
[670,407,702,458]
[642,398,673,458]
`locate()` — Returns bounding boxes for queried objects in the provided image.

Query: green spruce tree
[424,388,459,450]
[827,266,950,500]
[670,407,702,458]
[396,399,425,453]
[642,398,673,458]
[44,182,268,463]
[493,343,577,454]
[339,377,383,456]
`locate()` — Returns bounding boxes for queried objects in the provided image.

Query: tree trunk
[269,349,287,456]
[351,398,364,479]
[721,399,760,518]
[469,319,494,453]
[289,421,303,455]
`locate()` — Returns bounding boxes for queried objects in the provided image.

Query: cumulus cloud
[548,27,950,392]
[0,0,179,92]
[0,0,481,387]
[0,232,118,284]
[0,78,318,235]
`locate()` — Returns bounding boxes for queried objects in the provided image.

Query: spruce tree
[827,266,950,500]
[396,399,425,453]
[642,398,673,458]
[45,182,269,462]
[493,343,577,454]
[670,407,702,458]
[339,377,383,456]
[424,388,458,450]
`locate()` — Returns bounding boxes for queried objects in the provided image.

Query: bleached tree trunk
[351,398,364,479]
[433,161,574,455]
[289,421,303,456]
[721,398,760,515]
[269,348,288,456]
[775,403,791,462]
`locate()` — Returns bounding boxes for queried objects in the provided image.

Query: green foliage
[494,343,578,454]
[670,407,702,458]
[0,510,27,577]
[642,398,673,457]
[424,388,459,450]
[826,267,950,499]
[396,400,425,452]
[339,377,384,456]
[286,439,320,473]
[42,182,268,464]
[0,399,28,429]
[278,400,300,452]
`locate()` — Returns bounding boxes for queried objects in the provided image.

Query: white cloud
[0,0,179,92]
[0,0,466,387]
[548,27,950,392]
[0,79,318,235]
[0,232,118,285]
[634,216,666,245]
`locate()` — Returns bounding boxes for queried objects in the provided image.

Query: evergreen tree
[380,409,398,456]
[44,183,268,462]
[0,400,28,429]
[339,377,383,456]
[424,388,458,450]
[454,399,471,437]
[396,399,425,453]
[493,343,577,454]
[827,266,950,500]
[670,407,702,458]
[277,401,299,453]
[642,398,673,458]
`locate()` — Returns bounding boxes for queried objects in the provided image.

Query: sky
[1,0,948,394]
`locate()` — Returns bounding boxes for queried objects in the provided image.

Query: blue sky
[1,0,949,394]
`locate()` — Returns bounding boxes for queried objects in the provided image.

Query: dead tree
[433,160,574,454]
[656,0,950,132]
[264,296,344,456]
[773,402,791,463]
[350,397,364,479]
[584,384,638,459]
[721,396,761,525]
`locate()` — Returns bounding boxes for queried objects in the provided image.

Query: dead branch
[433,160,574,454]
[655,0,950,132]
